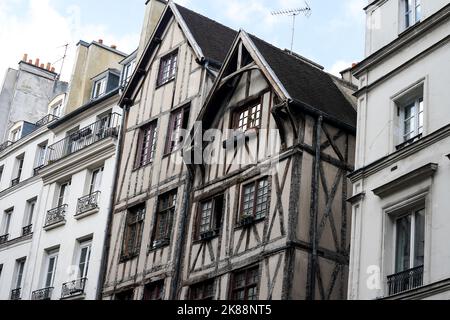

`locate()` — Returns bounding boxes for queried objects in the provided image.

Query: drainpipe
[96,104,129,300]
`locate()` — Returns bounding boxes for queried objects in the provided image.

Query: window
[395,208,425,273]
[157,50,178,86]
[57,181,71,207]
[89,167,104,194]
[50,102,63,117]
[14,259,26,290]
[10,127,21,142]
[121,204,145,260]
[240,177,270,221]
[152,190,177,248]
[115,289,134,300]
[12,154,25,185]
[231,266,259,300]
[190,279,215,300]
[1,208,13,237]
[44,250,58,288]
[35,143,48,169]
[0,165,3,184]
[78,240,92,279]
[24,198,36,228]
[234,101,262,132]
[143,280,164,300]
[122,60,136,86]
[165,106,190,155]
[403,0,421,30]
[92,78,107,99]
[395,85,424,149]
[135,121,157,168]
[196,195,224,239]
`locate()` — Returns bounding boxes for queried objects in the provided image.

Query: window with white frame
[10,127,21,142]
[157,50,178,86]
[14,258,26,290]
[57,180,71,207]
[50,101,63,117]
[77,240,92,279]
[44,249,59,288]
[402,0,421,30]
[122,60,136,86]
[1,208,13,237]
[395,84,424,148]
[24,198,37,228]
[92,78,107,99]
[89,167,104,194]
[35,142,48,169]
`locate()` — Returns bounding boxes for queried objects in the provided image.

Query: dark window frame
[195,194,224,240]
[190,279,215,300]
[157,50,178,87]
[151,190,177,249]
[164,105,190,156]
[232,98,263,132]
[121,204,145,261]
[230,266,259,300]
[143,280,165,300]
[135,121,158,169]
[239,176,271,222]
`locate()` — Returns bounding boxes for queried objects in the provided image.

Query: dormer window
[93,78,107,99]
[50,101,63,117]
[122,60,136,87]
[157,50,178,86]
[403,0,421,30]
[10,127,21,142]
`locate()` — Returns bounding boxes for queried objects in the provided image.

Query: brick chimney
[111,44,117,50]
[46,62,51,70]
[34,58,40,66]
[22,53,28,62]
[98,39,103,44]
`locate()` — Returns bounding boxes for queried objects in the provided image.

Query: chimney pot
[35,58,40,66]
[22,53,28,62]
[352,62,358,68]
[46,62,51,70]
[111,44,117,50]
[98,39,103,44]
[28,60,33,64]
[40,63,45,69]
[51,67,55,73]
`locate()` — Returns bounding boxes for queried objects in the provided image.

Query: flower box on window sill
[199,230,218,242]
[239,215,255,227]
[152,238,170,250]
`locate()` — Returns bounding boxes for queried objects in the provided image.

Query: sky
[0,0,367,83]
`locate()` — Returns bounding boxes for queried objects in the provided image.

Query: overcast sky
[0,0,367,83]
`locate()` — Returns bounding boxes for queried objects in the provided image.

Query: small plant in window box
[199,230,217,241]
[240,214,255,227]
[152,238,170,249]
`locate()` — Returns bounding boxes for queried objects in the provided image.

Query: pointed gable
[248,35,356,129]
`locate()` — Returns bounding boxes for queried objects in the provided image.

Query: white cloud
[0,0,138,83]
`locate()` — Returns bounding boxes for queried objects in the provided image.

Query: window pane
[415,0,421,22]
[414,209,425,267]
[396,215,411,272]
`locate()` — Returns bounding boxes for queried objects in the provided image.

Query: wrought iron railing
[34,165,44,176]
[31,287,53,300]
[61,278,87,299]
[22,224,33,236]
[76,191,101,215]
[387,265,424,296]
[10,288,21,300]
[396,133,423,150]
[0,140,13,152]
[0,234,9,244]
[11,177,20,187]
[45,204,68,227]
[35,114,59,127]
[46,113,121,165]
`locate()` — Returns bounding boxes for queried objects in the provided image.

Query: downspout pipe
[96,103,129,300]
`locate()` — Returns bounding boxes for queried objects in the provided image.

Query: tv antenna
[53,43,69,80]
[271,1,312,54]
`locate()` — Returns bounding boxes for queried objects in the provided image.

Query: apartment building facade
[102,0,357,300]
[0,39,134,300]
[348,0,450,300]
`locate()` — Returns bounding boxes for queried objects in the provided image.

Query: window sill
[132,161,154,172]
[155,77,175,90]
[234,217,265,230]
[193,231,220,244]
[120,253,139,263]
[149,239,171,252]
[222,128,260,149]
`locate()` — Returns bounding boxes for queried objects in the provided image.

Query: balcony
[61,278,87,299]
[35,114,59,127]
[46,113,121,166]
[44,204,67,230]
[33,165,44,176]
[0,234,9,244]
[10,288,21,300]
[0,140,13,152]
[75,191,101,218]
[387,265,424,296]
[22,224,33,236]
[11,177,20,187]
[31,287,53,300]
[396,133,423,151]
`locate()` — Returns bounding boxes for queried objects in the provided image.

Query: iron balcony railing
[396,133,423,150]
[0,140,13,152]
[31,287,53,300]
[61,278,87,299]
[10,288,21,300]
[22,224,33,236]
[45,204,68,227]
[0,234,9,244]
[46,113,121,165]
[35,114,59,127]
[387,265,424,296]
[11,177,20,187]
[76,191,101,216]
[34,165,44,176]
